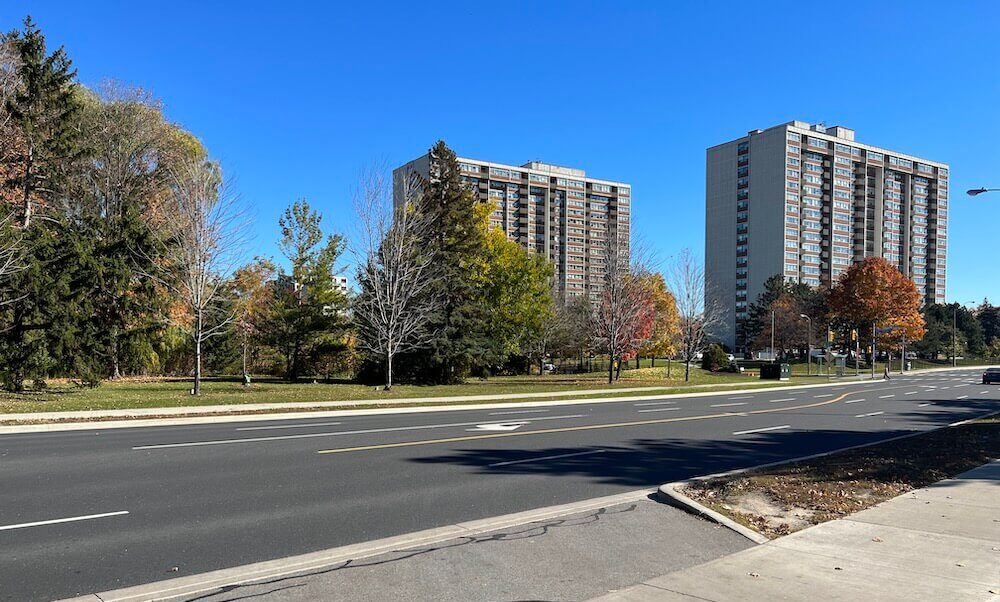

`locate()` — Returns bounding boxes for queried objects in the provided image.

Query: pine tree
[2,16,83,228]
[410,141,489,383]
[267,199,348,380]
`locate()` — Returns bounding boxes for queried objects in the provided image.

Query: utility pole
[800,313,812,376]
[953,304,958,367]
[771,310,775,363]
[871,322,876,380]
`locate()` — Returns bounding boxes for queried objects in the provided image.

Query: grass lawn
[1,365,800,414]
[682,415,1000,538]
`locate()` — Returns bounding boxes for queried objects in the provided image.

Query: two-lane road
[1,368,996,601]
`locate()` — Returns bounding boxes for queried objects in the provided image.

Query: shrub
[701,344,729,372]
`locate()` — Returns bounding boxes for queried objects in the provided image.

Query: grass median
[0,366,807,415]
[682,415,1000,538]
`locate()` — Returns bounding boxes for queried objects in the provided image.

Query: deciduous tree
[669,248,720,382]
[827,257,926,352]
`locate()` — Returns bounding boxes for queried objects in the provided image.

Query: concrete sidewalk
[590,460,1000,602]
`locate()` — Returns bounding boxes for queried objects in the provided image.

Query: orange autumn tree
[827,257,926,351]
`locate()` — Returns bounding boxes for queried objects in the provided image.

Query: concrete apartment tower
[393,153,631,301]
[706,121,949,352]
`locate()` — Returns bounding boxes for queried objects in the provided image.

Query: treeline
[0,18,694,393]
[743,257,1000,360]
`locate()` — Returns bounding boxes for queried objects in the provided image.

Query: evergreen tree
[267,199,348,380]
[2,16,83,227]
[409,141,489,383]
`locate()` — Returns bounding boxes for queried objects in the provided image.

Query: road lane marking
[813,394,834,398]
[768,397,796,403]
[918,403,931,407]
[487,409,550,415]
[855,411,884,418]
[710,402,747,408]
[904,391,918,395]
[939,387,951,390]
[468,422,527,432]
[634,401,677,407]
[236,422,342,431]
[727,395,753,400]
[982,390,991,395]
[878,395,895,399]
[638,407,681,413]
[955,384,969,388]
[844,399,866,404]
[957,395,969,400]
[488,449,606,467]
[316,392,854,455]
[133,415,587,450]
[0,511,129,532]
[732,425,790,436]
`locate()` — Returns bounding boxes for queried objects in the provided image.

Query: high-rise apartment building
[706,121,949,351]
[393,154,631,300]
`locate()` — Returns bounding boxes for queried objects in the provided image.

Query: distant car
[542,363,556,374]
[982,368,1000,385]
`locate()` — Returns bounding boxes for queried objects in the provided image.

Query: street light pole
[967,187,1000,197]
[800,313,811,376]
[953,304,959,368]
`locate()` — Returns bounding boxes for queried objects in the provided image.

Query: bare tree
[590,231,656,383]
[668,248,720,382]
[351,167,440,390]
[142,160,248,395]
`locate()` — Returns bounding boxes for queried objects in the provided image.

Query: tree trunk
[651,356,656,368]
[636,355,640,369]
[21,142,33,229]
[242,335,250,386]
[110,325,121,380]
[193,311,202,396]
[607,354,614,384]
[385,353,393,391]
[615,359,623,381]
[684,355,691,382]
[667,358,671,378]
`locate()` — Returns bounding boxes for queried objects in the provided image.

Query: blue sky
[4,1,999,304]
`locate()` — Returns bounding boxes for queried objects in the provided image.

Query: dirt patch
[683,415,1000,539]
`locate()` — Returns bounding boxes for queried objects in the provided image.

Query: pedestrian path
[589,460,1000,602]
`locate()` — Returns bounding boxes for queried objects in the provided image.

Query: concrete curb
[657,482,769,544]
[54,488,655,602]
[656,406,1000,546]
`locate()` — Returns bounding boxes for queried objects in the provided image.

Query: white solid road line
[813,394,834,398]
[487,409,551,416]
[488,449,606,467]
[133,414,588,450]
[634,400,678,407]
[732,425,790,436]
[637,407,682,413]
[0,510,129,532]
[844,399,866,404]
[855,411,885,418]
[710,402,748,408]
[768,397,796,403]
[236,422,343,431]
[879,395,895,399]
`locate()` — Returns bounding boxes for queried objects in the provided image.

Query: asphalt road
[1,368,996,601]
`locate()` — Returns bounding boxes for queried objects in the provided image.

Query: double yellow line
[316,391,852,455]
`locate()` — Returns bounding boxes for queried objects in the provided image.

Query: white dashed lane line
[634,401,677,407]
[855,411,885,418]
[768,397,796,403]
[710,402,748,408]
[904,391,918,395]
[844,399,866,404]
[918,403,932,407]
[878,395,895,399]
[813,394,834,398]
[637,407,681,413]
[732,425,790,436]
[957,395,969,400]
